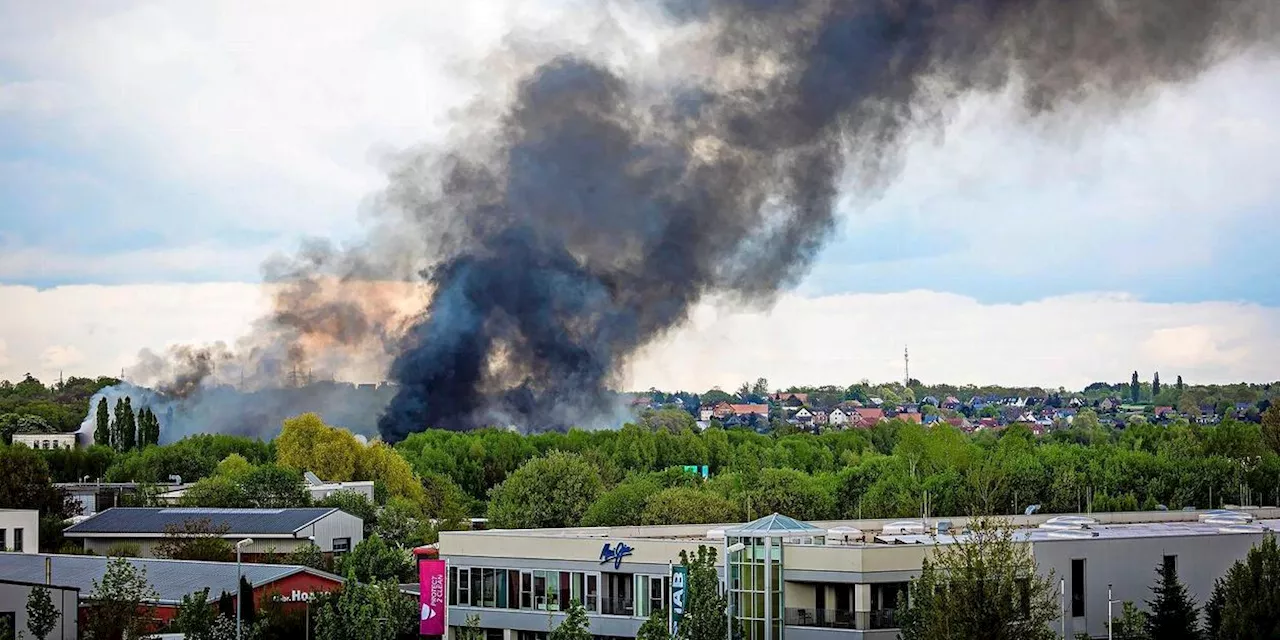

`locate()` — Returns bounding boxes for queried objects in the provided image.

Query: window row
[449,567,668,618]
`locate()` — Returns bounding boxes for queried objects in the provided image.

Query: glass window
[482,568,496,607]
[507,570,520,609]
[534,571,548,610]
[1071,559,1085,617]
[450,567,458,606]
[571,572,584,606]
[560,572,571,611]
[635,574,650,618]
[650,576,665,615]
[471,569,482,607]
[0,529,7,551]
[458,568,471,606]
[521,571,533,609]
[332,537,350,553]
[10,529,21,553]
[586,574,599,612]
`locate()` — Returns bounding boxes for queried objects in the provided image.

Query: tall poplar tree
[120,397,137,451]
[95,397,110,449]
[112,399,128,452]
[1153,372,1161,397]
[1131,371,1141,403]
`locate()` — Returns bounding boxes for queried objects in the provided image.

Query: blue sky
[1,0,1278,387]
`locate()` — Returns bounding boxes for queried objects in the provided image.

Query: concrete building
[12,432,78,450]
[0,510,39,554]
[0,553,342,632]
[152,471,375,504]
[63,507,364,558]
[0,577,79,640]
[437,508,1280,640]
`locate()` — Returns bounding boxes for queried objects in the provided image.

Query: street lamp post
[236,538,255,640]
[1107,584,1122,640]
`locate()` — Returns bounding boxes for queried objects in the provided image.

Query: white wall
[0,581,79,640]
[0,510,39,553]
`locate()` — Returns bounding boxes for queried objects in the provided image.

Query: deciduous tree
[1206,535,1280,639]
[82,557,159,640]
[487,452,601,529]
[898,518,1058,640]
[154,518,234,562]
[549,600,592,640]
[677,545,728,640]
[25,585,59,640]
[95,398,110,448]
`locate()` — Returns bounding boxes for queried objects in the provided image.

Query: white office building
[0,510,38,554]
[438,508,1280,640]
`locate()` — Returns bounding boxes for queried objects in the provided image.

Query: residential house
[828,408,850,427]
[812,410,828,426]
[1153,406,1176,420]
[793,408,814,424]
[941,396,961,410]
[896,412,923,424]
[729,404,770,419]
[851,407,885,428]
[919,396,940,407]
[945,417,974,432]
[868,397,884,407]
[63,507,364,559]
[0,509,38,553]
[698,406,714,422]
[770,392,809,405]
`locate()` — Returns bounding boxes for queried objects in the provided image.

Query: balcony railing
[782,608,900,630]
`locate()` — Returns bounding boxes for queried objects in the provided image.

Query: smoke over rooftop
[128,0,1277,441]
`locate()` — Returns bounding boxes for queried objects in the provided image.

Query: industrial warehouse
[435,508,1280,640]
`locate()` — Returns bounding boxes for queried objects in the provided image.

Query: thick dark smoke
[124,0,1276,442]
[373,0,1276,438]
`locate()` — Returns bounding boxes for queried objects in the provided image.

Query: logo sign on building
[599,542,634,569]
[669,565,688,637]
[420,560,447,636]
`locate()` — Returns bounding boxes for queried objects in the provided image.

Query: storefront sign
[599,542,634,569]
[670,565,688,636]
[420,559,447,636]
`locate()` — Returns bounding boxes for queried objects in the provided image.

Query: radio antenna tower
[904,345,910,389]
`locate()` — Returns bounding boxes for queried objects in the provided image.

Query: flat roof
[441,508,1280,548]
[0,554,341,605]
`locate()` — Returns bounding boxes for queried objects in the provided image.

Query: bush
[105,542,141,558]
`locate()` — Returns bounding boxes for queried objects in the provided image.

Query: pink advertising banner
[420,560,447,636]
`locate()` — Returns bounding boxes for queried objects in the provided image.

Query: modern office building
[437,508,1280,640]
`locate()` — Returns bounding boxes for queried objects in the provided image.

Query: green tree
[95,397,110,449]
[582,478,662,526]
[751,378,770,396]
[1177,375,1184,391]
[182,475,249,508]
[487,452,602,529]
[549,600,592,640]
[285,542,327,572]
[1145,560,1202,640]
[121,397,137,451]
[1113,602,1149,640]
[82,556,159,640]
[1261,406,1280,456]
[374,497,431,549]
[641,487,735,525]
[313,577,416,640]
[1205,535,1280,639]
[637,608,672,640]
[153,518,234,562]
[458,614,483,640]
[173,587,221,640]
[1132,371,1141,403]
[25,585,60,640]
[898,518,1058,640]
[337,534,413,582]
[241,465,310,508]
[677,545,728,640]
[1153,373,1161,398]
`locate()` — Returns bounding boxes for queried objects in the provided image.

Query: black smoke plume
[373,0,1276,439]
[125,0,1276,441]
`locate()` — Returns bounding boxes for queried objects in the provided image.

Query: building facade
[437,508,1280,640]
[0,579,79,640]
[12,433,78,450]
[0,510,39,554]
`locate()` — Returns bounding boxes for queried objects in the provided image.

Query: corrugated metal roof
[0,554,340,604]
[64,507,337,536]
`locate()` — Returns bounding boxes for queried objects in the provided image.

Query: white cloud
[2,283,1275,391]
[40,345,85,371]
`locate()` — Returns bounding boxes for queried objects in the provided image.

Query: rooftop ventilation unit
[1200,510,1253,525]
[935,520,953,534]
[1039,516,1098,531]
[1218,524,1268,534]
[707,529,726,540]
[883,521,926,535]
